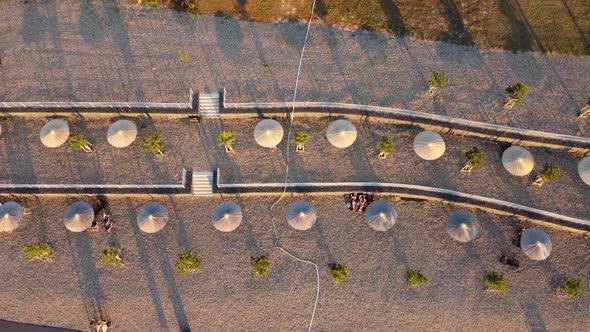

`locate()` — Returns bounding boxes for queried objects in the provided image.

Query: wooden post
[532,175,544,187]
[425,86,437,97]
[503,98,517,110]
[460,164,472,173]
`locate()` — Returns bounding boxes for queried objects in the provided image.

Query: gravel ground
[0,195,588,331]
[0,0,589,137]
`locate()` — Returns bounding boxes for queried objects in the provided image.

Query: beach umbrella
[326,119,357,148]
[254,119,284,148]
[211,202,243,232]
[502,146,534,176]
[107,119,137,148]
[445,211,478,242]
[413,131,446,160]
[137,202,168,233]
[365,200,397,231]
[520,228,552,260]
[40,119,70,148]
[577,157,590,185]
[287,200,317,230]
[0,201,24,232]
[64,201,94,232]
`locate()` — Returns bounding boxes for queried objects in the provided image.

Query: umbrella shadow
[156,235,191,332]
[125,198,169,330]
[169,196,190,249]
[68,233,108,322]
[314,220,335,264]
[521,302,547,332]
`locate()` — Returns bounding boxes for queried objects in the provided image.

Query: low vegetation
[251,255,271,278]
[328,263,350,285]
[377,137,394,158]
[428,72,448,90]
[464,147,486,169]
[407,270,429,288]
[539,164,560,183]
[143,132,164,155]
[134,0,590,56]
[23,239,52,262]
[484,272,510,295]
[174,251,202,273]
[217,130,236,152]
[290,131,309,151]
[561,277,584,298]
[70,134,93,152]
[505,83,528,105]
[98,245,124,268]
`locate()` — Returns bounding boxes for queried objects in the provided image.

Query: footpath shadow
[21,0,47,44]
[156,236,191,332]
[79,0,104,47]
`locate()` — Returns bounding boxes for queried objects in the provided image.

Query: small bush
[259,0,271,13]
[464,147,487,169]
[23,239,52,262]
[290,131,309,148]
[98,246,124,268]
[143,132,164,155]
[262,63,270,71]
[217,130,236,149]
[174,251,201,273]
[428,72,448,90]
[562,277,584,298]
[251,255,271,278]
[377,137,394,155]
[70,134,93,152]
[178,51,191,63]
[174,0,199,14]
[540,164,560,183]
[328,263,350,285]
[505,83,528,104]
[484,272,510,295]
[407,270,429,288]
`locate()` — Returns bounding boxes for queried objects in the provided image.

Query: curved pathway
[216,169,590,233]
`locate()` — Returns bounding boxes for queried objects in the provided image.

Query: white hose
[269,1,319,331]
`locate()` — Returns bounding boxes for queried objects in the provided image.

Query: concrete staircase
[191,172,214,196]
[198,93,221,119]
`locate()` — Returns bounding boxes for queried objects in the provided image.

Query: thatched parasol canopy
[413,131,446,160]
[211,202,243,232]
[137,202,169,233]
[577,157,590,185]
[287,200,317,230]
[0,201,24,233]
[445,211,478,242]
[40,119,70,148]
[502,146,534,176]
[520,228,552,260]
[254,119,284,148]
[64,201,94,232]
[365,200,397,231]
[107,120,138,148]
[325,119,357,148]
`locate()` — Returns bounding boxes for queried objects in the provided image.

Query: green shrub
[174,0,199,14]
[69,134,93,152]
[290,131,309,148]
[98,246,124,268]
[143,132,164,155]
[407,270,429,288]
[259,0,271,13]
[174,251,201,273]
[328,263,350,285]
[464,147,487,169]
[540,164,560,183]
[428,72,448,90]
[251,255,271,278]
[505,83,528,104]
[217,130,236,150]
[484,272,510,295]
[23,239,52,262]
[377,137,394,155]
[562,277,584,297]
